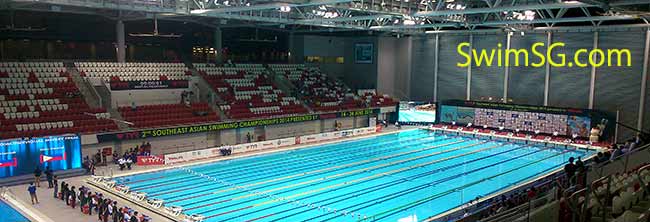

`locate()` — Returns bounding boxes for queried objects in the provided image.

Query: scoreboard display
[0,134,82,178]
[473,108,569,135]
[437,100,607,138]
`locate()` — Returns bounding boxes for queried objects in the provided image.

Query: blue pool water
[115,129,593,222]
[0,200,30,222]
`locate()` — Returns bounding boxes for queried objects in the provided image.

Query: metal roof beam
[192,12,367,29]
[299,14,393,23]
[413,0,650,17]
[192,0,355,14]
[369,22,459,30]
[477,15,638,26]
[414,2,590,17]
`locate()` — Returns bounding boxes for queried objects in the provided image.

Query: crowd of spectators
[111,142,152,171]
[55,181,152,222]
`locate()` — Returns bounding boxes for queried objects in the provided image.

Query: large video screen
[439,105,592,137]
[398,101,437,123]
[0,135,82,178]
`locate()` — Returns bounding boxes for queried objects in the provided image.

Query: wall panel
[438,35,469,101]
[508,33,547,105]
[470,34,506,100]
[410,36,436,101]
[548,32,592,108]
[596,31,645,140]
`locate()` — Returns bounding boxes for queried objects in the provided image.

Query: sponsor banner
[97,109,389,142]
[299,134,321,144]
[164,152,191,164]
[163,148,222,164]
[363,127,376,135]
[341,129,354,137]
[233,140,279,154]
[161,126,379,165]
[109,80,189,90]
[319,131,342,141]
[276,138,296,147]
[0,134,81,178]
[338,109,376,118]
[353,127,376,136]
[136,155,165,166]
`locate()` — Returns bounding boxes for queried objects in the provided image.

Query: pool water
[114,129,593,222]
[0,200,30,222]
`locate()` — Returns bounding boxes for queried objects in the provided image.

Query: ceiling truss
[3,0,650,33]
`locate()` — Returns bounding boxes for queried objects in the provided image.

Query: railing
[466,142,650,222]
[93,105,390,137]
[87,77,103,108]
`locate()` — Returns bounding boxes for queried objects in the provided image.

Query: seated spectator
[610,146,623,161]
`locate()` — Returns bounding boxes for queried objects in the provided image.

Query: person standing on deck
[33,166,42,187]
[45,167,53,188]
[28,182,38,204]
[52,175,58,198]
[69,186,76,208]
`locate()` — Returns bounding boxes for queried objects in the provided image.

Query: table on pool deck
[8,125,412,222]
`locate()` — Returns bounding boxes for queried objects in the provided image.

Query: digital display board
[398,101,437,123]
[0,135,82,178]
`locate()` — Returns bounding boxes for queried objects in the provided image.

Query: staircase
[65,62,101,108]
[265,65,314,113]
[94,84,129,130]
[95,84,111,109]
[193,69,229,120]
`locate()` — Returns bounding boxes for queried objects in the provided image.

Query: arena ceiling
[2,0,650,34]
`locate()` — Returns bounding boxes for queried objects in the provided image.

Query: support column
[589,32,598,109]
[214,27,223,64]
[116,20,126,63]
[639,29,650,131]
[288,31,295,64]
[433,34,439,102]
[467,34,473,101]
[544,32,552,106]
[503,32,512,102]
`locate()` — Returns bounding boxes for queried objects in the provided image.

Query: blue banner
[0,135,82,178]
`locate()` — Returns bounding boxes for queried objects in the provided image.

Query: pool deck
[6,125,597,222]
[5,126,412,222]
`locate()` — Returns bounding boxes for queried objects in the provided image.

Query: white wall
[302,35,346,78]
[355,116,370,128]
[83,116,378,156]
[377,37,412,99]
[322,117,354,132]
[220,129,237,145]
[120,132,210,155]
[265,121,320,140]
[110,88,186,108]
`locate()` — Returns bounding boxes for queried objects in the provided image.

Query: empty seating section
[359,91,399,107]
[118,103,218,128]
[0,62,117,139]
[196,63,308,119]
[586,165,650,222]
[270,64,364,112]
[75,62,190,82]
